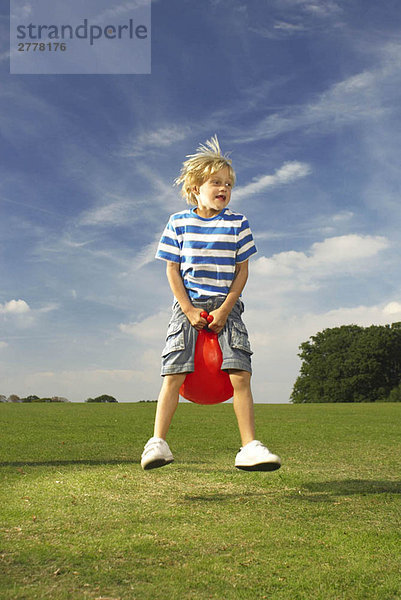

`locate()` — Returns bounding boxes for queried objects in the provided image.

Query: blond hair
[174,135,236,206]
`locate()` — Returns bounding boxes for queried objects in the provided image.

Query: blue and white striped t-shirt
[155,208,257,300]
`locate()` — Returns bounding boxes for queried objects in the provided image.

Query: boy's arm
[208,260,249,334]
[165,261,207,330]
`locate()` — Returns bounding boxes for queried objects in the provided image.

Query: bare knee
[228,370,251,391]
[162,373,187,392]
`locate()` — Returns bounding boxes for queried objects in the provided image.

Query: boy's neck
[194,207,224,219]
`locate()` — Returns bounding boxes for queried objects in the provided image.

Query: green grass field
[1,402,400,600]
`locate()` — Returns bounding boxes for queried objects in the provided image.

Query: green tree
[386,383,401,402]
[8,395,21,403]
[291,322,401,403]
[21,395,40,403]
[86,395,118,403]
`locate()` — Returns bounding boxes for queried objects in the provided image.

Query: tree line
[291,321,401,403]
[0,394,118,403]
[3,320,401,405]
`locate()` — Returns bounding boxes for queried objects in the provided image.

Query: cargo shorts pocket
[230,320,253,355]
[161,320,186,357]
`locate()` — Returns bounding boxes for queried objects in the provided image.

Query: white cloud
[249,0,343,40]
[383,301,401,315]
[95,1,150,21]
[310,234,388,264]
[79,193,144,227]
[141,126,189,148]
[132,236,161,271]
[11,2,32,19]
[0,50,10,63]
[122,125,191,157]
[119,310,169,344]
[252,234,389,280]
[0,299,35,329]
[0,299,30,315]
[253,209,355,242]
[332,210,354,222]
[77,166,179,229]
[274,21,306,32]
[235,161,312,199]
[13,356,162,403]
[0,300,57,332]
[38,303,59,314]
[253,230,287,241]
[301,0,342,17]
[234,57,390,144]
[0,341,8,350]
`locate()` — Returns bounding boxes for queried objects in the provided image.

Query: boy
[141,136,281,472]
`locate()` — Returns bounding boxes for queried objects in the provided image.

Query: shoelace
[238,440,267,452]
[252,440,267,449]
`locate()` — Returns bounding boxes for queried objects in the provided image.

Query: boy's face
[194,166,233,218]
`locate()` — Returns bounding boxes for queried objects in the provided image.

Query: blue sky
[1,0,401,403]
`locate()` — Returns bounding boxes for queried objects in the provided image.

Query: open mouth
[215,194,226,201]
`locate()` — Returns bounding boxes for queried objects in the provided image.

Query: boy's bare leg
[154,373,186,440]
[229,370,255,447]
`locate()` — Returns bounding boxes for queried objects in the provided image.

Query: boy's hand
[184,307,208,331]
[207,308,229,334]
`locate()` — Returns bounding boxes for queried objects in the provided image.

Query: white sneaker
[141,437,174,470]
[235,440,281,472]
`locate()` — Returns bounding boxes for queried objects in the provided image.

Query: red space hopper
[179,311,234,405]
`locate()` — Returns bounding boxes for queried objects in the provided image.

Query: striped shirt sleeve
[236,217,257,263]
[155,218,181,263]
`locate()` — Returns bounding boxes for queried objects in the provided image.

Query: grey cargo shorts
[161,296,253,376]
